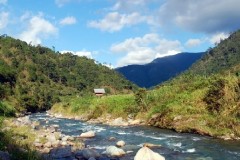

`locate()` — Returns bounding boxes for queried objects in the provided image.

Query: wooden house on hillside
[94,88,105,97]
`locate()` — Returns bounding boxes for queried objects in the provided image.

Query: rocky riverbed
[1,112,240,160]
[1,115,165,160]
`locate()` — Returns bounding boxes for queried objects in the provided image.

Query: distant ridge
[116,52,205,88]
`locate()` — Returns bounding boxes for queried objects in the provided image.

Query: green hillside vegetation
[189,31,240,75]
[0,35,136,114]
[51,30,240,139]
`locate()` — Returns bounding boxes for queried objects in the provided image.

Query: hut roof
[94,88,105,94]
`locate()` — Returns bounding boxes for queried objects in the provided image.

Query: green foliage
[0,119,41,160]
[189,30,240,75]
[0,101,15,116]
[0,36,137,112]
[134,88,147,112]
[52,94,136,118]
[203,79,225,113]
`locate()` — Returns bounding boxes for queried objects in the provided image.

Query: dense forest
[0,35,136,113]
[189,31,240,75]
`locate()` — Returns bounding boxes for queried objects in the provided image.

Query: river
[29,113,240,160]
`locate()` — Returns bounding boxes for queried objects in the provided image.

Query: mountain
[116,52,205,88]
[189,30,240,75]
[0,36,137,113]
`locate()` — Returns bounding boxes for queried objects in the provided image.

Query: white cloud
[0,0,7,5]
[209,32,229,45]
[88,12,147,32]
[112,0,149,12]
[55,0,71,7]
[158,0,240,33]
[185,39,203,48]
[111,33,182,67]
[19,16,58,45]
[60,50,93,59]
[0,12,9,29]
[60,16,77,25]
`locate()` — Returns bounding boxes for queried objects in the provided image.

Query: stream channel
[29,113,240,160]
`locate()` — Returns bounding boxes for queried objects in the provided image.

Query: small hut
[94,88,105,97]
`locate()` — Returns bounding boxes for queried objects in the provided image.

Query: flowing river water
[29,113,240,160]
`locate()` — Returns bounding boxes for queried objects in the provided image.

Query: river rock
[47,134,56,143]
[31,121,40,129]
[110,117,128,126]
[108,137,116,141]
[116,140,125,147]
[61,141,68,146]
[134,147,165,160]
[34,142,43,148]
[62,135,70,141]
[52,140,60,147]
[129,119,142,125]
[122,145,140,151]
[143,143,161,148]
[42,148,50,153]
[17,116,31,125]
[82,149,101,159]
[0,151,10,160]
[44,142,52,148]
[51,147,72,159]
[106,146,125,157]
[80,131,95,138]
[47,126,56,133]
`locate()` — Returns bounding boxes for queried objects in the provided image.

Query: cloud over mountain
[19,15,58,45]
[111,33,182,67]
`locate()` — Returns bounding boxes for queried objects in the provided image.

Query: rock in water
[143,143,161,148]
[134,147,165,160]
[106,146,125,157]
[82,149,101,159]
[51,147,72,159]
[80,131,95,138]
[116,140,125,147]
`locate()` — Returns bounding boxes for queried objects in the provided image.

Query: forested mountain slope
[0,36,136,113]
[189,30,240,75]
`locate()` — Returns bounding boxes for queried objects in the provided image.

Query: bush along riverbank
[50,71,240,140]
[0,115,166,160]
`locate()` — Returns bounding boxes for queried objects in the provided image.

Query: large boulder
[134,147,165,160]
[80,131,95,138]
[106,146,125,157]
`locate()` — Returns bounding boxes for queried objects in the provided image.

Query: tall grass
[51,72,240,138]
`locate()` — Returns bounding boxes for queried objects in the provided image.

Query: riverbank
[49,74,240,141]
[0,115,166,160]
[49,107,240,141]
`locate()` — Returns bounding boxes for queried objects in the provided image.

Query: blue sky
[1,0,240,67]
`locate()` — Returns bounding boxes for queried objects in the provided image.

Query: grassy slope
[0,117,41,160]
[51,64,240,138]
